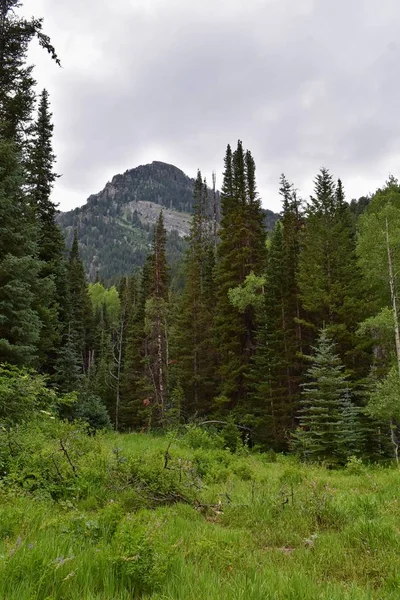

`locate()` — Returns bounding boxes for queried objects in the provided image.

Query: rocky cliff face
[57,162,197,283]
[57,161,280,283]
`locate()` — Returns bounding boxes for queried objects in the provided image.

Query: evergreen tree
[145,212,169,426]
[120,216,169,430]
[0,0,59,147]
[0,0,59,367]
[28,89,67,372]
[249,176,304,450]
[297,169,369,377]
[66,231,94,373]
[109,276,132,430]
[293,329,354,463]
[54,328,82,394]
[172,171,215,418]
[0,140,42,365]
[337,389,364,461]
[213,141,266,412]
[88,301,115,421]
[120,263,152,429]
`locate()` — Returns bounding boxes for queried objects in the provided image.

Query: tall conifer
[172,171,215,417]
[214,141,266,413]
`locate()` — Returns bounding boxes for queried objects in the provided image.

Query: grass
[1,426,400,599]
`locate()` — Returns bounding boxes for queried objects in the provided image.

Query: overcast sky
[25,0,400,212]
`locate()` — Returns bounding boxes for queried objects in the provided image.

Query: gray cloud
[26,0,400,211]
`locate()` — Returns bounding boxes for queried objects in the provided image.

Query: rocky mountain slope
[57,161,280,283]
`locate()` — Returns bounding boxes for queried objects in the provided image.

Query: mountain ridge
[57,161,280,283]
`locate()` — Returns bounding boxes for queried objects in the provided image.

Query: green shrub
[345,455,366,475]
[181,426,223,450]
[0,364,55,426]
[221,421,241,453]
[113,511,170,595]
[75,394,112,433]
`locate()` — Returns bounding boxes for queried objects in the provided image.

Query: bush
[0,417,102,500]
[221,421,241,453]
[75,394,112,433]
[113,511,170,594]
[345,455,366,475]
[181,426,224,450]
[0,364,55,426]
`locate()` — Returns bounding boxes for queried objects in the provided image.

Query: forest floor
[1,427,400,599]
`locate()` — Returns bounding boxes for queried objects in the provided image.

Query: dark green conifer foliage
[0,140,42,365]
[121,263,152,430]
[0,0,59,367]
[28,89,67,372]
[172,171,215,418]
[145,212,169,426]
[88,303,115,420]
[54,329,82,394]
[293,329,351,463]
[249,174,304,451]
[214,141,266,411]
[66,231,94,372]
[0,0,59,147]
[297,169,369,377]
[120,214,169,430]
[337,389,364,461]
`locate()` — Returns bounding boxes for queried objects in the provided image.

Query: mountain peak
[57,161,280,283]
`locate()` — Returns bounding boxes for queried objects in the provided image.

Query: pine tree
[172,171,215,418]
[88,301,115,422]
[0,140,42,365]
[109,276,133,430]
[337,389,364,461]
[66,231,94,373]
[54,328,82,394]
[28,89,67,373]
[0,1,59,367]
[121,263,152,429]
[293,329,351,463]
[145,212,169,426]
[120,216,169,430]
[249,176,304,450]
[213,141,266,412]
[297,169,369,377]
[0,1,59,147]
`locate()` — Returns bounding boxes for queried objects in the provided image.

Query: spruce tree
[0,0,59,147]
[28,89,67,372]
[172,171,215,418]
[0,140,42,365]
[297,169,369,377]
[0,0,59,367]
[213,141,266,412]
[120,263,151,429]
[293,329,353,463]
[249,176,304,450]
[120,217,169,430]
[66,231,94,373]
[145,212,169,426]
[54,328,82,394]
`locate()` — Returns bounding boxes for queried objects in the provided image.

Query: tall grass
[1,427,400,599]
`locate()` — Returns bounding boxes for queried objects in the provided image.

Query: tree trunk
[385,217,400,464]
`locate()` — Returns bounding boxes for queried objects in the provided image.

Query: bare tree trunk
[114,322,123,431]
[385,217,400,465]
[386,217,400,376]
[212,171,219,250]
[157,313,165,424]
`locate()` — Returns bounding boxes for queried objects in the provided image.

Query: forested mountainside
[57,161,280,282]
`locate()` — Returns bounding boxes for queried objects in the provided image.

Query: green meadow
[1,421,400,600]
